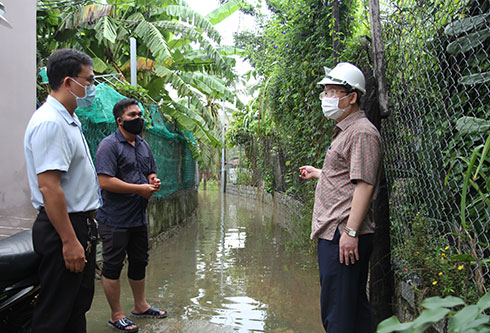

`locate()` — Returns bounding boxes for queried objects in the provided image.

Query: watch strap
[344,226,358,237]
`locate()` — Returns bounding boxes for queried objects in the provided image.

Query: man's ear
[61,76,72,89]
[350,91,358,105]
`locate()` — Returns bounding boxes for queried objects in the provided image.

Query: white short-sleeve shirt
[24,95,100,212]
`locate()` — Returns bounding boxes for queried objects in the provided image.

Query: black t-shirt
[95,129,157,227]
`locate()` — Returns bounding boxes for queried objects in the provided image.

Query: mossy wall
[147,189,198,245]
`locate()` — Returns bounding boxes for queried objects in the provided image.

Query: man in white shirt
[24,48,100,333]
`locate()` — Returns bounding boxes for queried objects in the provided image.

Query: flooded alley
[87,191,322,332]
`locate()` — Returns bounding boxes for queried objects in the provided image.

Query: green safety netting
[76,83,196,198]
[39,68,48,84]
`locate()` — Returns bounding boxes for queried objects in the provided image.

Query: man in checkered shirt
[300,62,382,333]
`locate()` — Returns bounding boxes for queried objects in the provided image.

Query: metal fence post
[130,37,137,87]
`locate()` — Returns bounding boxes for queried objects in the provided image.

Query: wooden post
[362,60,395,330]
[366,0,394,328]
[368,0,390,117]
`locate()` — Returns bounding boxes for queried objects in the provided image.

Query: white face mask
[321,94,350,120]
[69,78,96,107]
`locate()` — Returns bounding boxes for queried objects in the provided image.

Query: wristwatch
[344,226,358,238]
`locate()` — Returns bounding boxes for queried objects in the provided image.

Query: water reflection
[211,296,266,331]
[87,191,322,332]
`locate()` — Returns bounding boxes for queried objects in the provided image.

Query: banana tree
[37,0,245,164]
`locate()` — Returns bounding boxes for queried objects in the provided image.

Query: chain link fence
[380,0,490,297]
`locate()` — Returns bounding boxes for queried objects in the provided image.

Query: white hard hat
[317,62,366,94]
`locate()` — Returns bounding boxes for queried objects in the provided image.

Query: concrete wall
[0,0,37,238]
[225,184,304,232]
[393,271,446,332]
[147,189,199,245]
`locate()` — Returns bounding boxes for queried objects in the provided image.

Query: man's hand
[149,174,161,191]
[98,174,158,198]
[339,232,359,266]
[137,183,158,199]
[62,239,87,273]
[299,166,321,180]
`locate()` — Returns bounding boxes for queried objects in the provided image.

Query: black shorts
[98,223,149,280]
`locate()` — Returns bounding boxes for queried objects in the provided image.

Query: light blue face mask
[70,78,96,107]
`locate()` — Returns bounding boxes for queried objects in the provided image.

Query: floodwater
[87,191,323,332]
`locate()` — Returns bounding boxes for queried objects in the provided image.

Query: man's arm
[38,170,86,273]
[98,174,157,199]
[339,180,374,265]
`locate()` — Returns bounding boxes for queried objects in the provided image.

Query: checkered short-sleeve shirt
[311,111,382,240]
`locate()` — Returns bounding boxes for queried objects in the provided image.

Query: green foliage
[284,197,317,254]
[444,121,490,295]
[112,82,153,106]
[393,214,477,301]
[229,0,365,197]
[235,167,254,186]
[199,178,219,191]
[377,293,490,332]
[36,0,244,171]
[205,0,240,25]
[391,119,489,313]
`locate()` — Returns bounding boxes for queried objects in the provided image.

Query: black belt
[72,210,97,219]
[39,207,97,219]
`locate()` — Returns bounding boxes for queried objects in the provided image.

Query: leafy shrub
[393,213,478,302]
[377,292,490,332]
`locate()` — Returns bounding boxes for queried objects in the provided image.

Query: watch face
[346,228,357,237]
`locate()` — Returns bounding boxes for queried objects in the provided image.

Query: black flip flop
[130,305,167,318]
[108,317,139,332]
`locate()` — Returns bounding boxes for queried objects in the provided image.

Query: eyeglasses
[319,89,348,100]
[76,75,95,85]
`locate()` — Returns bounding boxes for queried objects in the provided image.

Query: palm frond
[94,15,117,44]
[197,36,230,69]
[134,20,172,63]
[154,65,213,121]
[205,0,239,25]
[154,64,191,95]
[165,5,222,43]
[61,3,112,29]
[153,20,201,42]
[217,45,247,57]
[167,101,221,148]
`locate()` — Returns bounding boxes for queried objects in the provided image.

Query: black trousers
[31,210,97,333]
[317,229,373,333]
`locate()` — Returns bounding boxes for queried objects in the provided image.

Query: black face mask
[121,117,144,135]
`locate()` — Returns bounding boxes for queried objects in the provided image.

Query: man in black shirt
[96,98,166,332]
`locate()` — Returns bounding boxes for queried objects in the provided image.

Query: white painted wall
[0,0,37,221]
